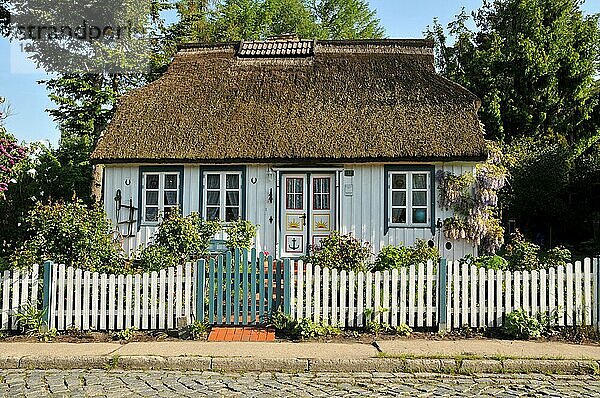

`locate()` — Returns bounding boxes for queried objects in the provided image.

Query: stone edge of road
[1,355,599,375]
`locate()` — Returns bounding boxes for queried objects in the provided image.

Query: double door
[280,173,336,257]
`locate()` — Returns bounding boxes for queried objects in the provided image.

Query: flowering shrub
[437,142,508,253]
[305,231,372,272]
[372,239,439,271]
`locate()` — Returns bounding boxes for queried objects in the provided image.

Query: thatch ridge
[92,39,486,164]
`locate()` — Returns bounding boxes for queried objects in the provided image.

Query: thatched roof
[91,38,487,164]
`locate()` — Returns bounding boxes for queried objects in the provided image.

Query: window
[203,171,243,222]
[312,177,330,210]
[286,177,304,210]
[388,170,431,227]
[141,171,180,224]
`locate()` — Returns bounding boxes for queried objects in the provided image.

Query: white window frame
[388,170,431,227]
[141,171,181,225]
[202,171,243,222]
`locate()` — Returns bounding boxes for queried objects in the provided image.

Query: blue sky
[0,0,598,145]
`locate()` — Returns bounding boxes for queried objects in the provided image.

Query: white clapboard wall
[289,260,439,328]
[48,263,196,331]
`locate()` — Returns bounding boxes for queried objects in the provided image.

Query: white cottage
[91,38,487,260]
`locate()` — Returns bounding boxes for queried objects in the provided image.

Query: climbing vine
[436,143,508,254]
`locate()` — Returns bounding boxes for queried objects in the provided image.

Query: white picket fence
[0,264,41,330]
[290,258,599,330]
[289,260,439,328]
[47,263,196,331]
[446,258,598,329]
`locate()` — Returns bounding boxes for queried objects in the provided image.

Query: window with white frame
[388,170,431,227]
[141,171,180,223]
[203,171,243,222]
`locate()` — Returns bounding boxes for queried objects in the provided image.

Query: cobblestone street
[1,370,600,397]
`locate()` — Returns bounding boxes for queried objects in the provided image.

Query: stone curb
[0,355,598,374]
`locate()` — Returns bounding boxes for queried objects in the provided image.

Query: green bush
[460,254,509,270]
[372,239,439,271]
[502,232,541,271]
[9,201,125,273]
[269,312,340,340]
[225,219,258,250]
[503,309,544,339]
[542,246,572,268]
[306,231,371,272]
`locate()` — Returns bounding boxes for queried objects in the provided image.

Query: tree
[427,0,600,247]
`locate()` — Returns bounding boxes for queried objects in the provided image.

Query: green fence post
[42,260,53,327]
[438,258,448,333]
[195,259,206,322]
[283,258,291,316]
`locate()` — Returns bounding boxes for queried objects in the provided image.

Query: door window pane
[226,174,239,189]
[146,191,158,206]
[207,174,220,189]
[164,191,178,206]
[206,191,220,206]
[164,174,178,189]
[146,174,159,189]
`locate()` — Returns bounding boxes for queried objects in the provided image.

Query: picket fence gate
[1,252,599,332]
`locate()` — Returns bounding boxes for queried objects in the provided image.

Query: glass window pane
[146,174,159,189]
[286,194,295,210]
[226,174,239,189]
[294,178,303,192]
[207,174,220,189]
[392,174,406,189]
[145,207,158,222]
[165,174,178,189]
[314,195,322,210]
[146,191,158,206]
[295,194,303,210]
[412,173,427,189]
[164,191,178,206]
[392,191,406,206]
[413,191,428,206]
[320,194,330,210]
[322,178,330,193]
[206,207,219,220]
[206,191,220,206]
[225,207,239,222]
[313,179,321,194]
[226,191,239,206]
[392,208,406,224]
[412,208,428,224]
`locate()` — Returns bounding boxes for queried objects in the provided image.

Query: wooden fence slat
[382,270,390,325]
[548,268,556,325]
[305,263,313,323]
[486,269,494,327]
[331,269,339,326]
[557,265,565,326]
[233,251,240,326]
[357,270,364,327]
[20,269,29,311]
[100,273,108,330]
[470,265,477,328]
[452,261,459,329]
[11,268,20,330]
[408,265,415,327]
[584,258,592,325]
[250,250,257,324]
[296,261,304,320]
[125,274,133,329]
[426,261,433,327]
[289,260,295,318]
[495,270,503,327]
[478,267,485,327]
[167,267,175,329]
[349,270,356,327]
[314,265,321,324]
[531,270,538,316]
[2,270,9,330]
[566,263,574,326]
[65,267,74,329]
[399,267,407,326]
[322,267,330,325]
[390,269,398,327]
[460,263,468,327]
[74,268,82,329]
[134,274,141,329]
[539,269,547,316]
[267,255,274,316]
[82,271,90,330]
[417,265,424,327]
[242,251,249,324]
[57,264,65,330]
[108,274,116,330]
[514,271,521,312]
[91,272,99,330]
[158,269,166,329]
[593,259,598,329]
[505,271,512,318]
[340,270,347,327]
[259,253,265,322]
[176,264,183,324]
[373,271,381,324]
[575,261,583,324]
[142,273,149,330]
[150,271,158,329]
[117,274,125,330]
[30,264,39,307]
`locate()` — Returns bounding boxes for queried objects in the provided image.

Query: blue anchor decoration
[289,237,300,251]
